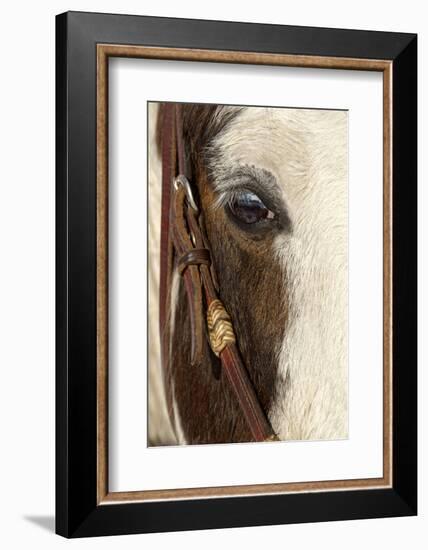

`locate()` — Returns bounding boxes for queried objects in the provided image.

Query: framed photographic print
[56,11,417,537]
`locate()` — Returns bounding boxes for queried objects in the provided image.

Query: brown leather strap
[159,104,175,337]
[159,103,278,442]
[159,104,177,424]
[220,345,277,442]
[178,248,211,275]
[175,104,187,177]
[171,187,205,365]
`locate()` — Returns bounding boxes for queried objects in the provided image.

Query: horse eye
[228,191,275,224]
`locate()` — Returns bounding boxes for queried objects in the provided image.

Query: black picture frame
[56,11,417,538]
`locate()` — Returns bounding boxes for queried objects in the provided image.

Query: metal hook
[174,175,199,212]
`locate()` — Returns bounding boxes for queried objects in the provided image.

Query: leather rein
[158,103,277,443]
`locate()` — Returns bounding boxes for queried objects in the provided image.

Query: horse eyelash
[210,191,235,212]
[210,190,238,212]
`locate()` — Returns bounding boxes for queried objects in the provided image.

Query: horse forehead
[216,106,346,140]
[210,107,347,216]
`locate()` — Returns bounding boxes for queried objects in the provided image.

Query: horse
[148,102,348,445]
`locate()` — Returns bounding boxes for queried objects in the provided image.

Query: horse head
[149,102,348,445]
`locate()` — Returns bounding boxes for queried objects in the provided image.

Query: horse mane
[156,103,242,173]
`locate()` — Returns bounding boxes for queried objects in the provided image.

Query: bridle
[158,103,278,443]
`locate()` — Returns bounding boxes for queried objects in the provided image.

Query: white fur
[209,107,348,441]
[147,103,177,445]
[169,271,187,443]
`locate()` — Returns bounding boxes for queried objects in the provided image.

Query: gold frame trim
[96,44,393,505]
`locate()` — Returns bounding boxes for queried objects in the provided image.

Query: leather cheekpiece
[177,248,211,275]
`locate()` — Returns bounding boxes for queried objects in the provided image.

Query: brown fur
[160,103,288,444]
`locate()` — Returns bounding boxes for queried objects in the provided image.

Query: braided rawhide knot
[206,299,236,357]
